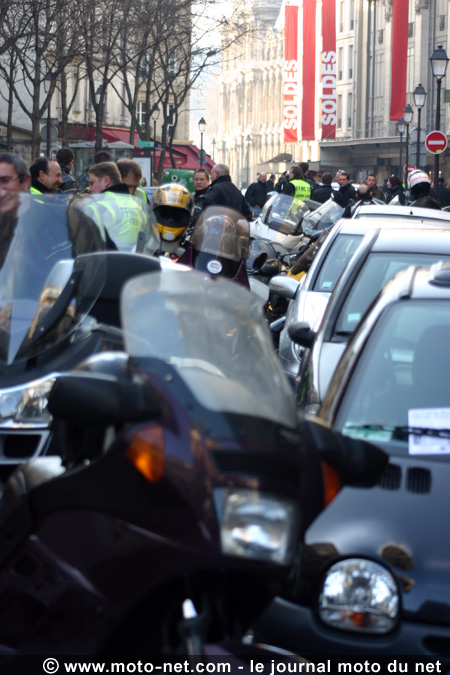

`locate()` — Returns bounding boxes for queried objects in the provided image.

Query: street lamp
[95,85,107,106]
[403,103,413,186]
[43,71,54,157]
[413,83,427,169]
[397,117,405,179]
[430,44,449,192]
[151,105,160,179]
[198,117,206,168]
[245,135,252,188]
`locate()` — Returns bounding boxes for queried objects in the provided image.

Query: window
[168,52,176,77]
[337,94,342,128]
[439,14,446,30]
[407,46,414,94]
[408,22,414,37]
[349,0,355,29]
[137,101,146,126]
[378,29,384,44]
[338,47,343,80]
[339,1,344,32]
[347,92,352,128]
[348,45,353,79]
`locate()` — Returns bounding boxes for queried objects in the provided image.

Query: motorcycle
[251,194,321,246]
[0,264,387,656]
[0,193,163,477]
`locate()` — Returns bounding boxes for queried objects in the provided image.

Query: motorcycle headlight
[318,559,399,634]
[215,488,300,565]
[0,375,58,428]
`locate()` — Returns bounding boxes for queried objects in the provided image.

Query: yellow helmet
[152,184,195,242]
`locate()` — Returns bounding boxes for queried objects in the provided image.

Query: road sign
[137,140,155,148]
[403,164,415,174]
[425,130,448,155]
[197,149,206,161]
[410,128,426,144]
[40,124,58,142]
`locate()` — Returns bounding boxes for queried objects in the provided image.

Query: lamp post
[413,83,427,169]
[397,117,405,178]
[43,71,54,157]
[403,103,413,186]
[198,117,206,168]
[151,105,160,179]
[430,45,449,192]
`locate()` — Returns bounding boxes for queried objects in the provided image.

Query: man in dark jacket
[342,184,378,217]
[365,173,386,202]
[202,164,252,221]
[334,172,357,207]
[245,173,267,215]
[386,175,405,205]
[56,147,77,192]
[311,171,334,203]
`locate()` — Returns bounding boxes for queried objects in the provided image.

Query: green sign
[137,140,155,148]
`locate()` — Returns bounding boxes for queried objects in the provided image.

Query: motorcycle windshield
[261,194,310,235]
[122,271,298,428]
[0,193,106,365]
[190,206,250,262]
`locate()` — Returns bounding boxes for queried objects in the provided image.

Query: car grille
[377,463,401,490]
[378,463,431,494]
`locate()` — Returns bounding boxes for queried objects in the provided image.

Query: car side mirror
[288,321,315,349]
[48,372,161,428]
[268,275,298,299]
[304,418,388,487]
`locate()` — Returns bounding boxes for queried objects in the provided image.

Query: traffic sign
[403,164,416,174]
[425,130,448,155]
[137,140,155,148]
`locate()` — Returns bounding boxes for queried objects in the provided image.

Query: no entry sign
[425,130,448,154]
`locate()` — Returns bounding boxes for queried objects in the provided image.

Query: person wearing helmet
[408,170,441,209]
[151,183,195,256]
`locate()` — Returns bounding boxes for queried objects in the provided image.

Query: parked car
[254,261,450,661]
[293,223,450,413]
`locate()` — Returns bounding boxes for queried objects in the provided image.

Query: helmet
[152,184,195,241]
[408,169,431,194]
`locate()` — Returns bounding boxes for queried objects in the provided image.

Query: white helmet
[408,169,431,192]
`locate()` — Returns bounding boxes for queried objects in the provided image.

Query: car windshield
[313,233,363,293]
[121,270,298,428]
[333,252,450,337]
[301,199,344,236]
[0,193,106,365]
[336,299,450,458]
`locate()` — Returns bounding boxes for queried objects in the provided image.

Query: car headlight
[215,488,300,565]
[318,559,399,633]
[0,375,58,428]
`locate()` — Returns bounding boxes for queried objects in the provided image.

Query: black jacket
[245,180,267,208]
[202,175,252,221]
[334,182,357,207]
[387,184,405,205]
[312,185,334,204]
[59,165,78,192]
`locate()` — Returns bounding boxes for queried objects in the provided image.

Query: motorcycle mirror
[288,320,315,348]
[303,418,388,487]
[268,275,298,299]
[48,372,161,428]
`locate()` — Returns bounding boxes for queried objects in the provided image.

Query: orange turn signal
[126,426,165,482]
[321,461,342,507]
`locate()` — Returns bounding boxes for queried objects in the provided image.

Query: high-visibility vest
[30,186,43,195]
[290,179,311,202]
[81,193,148,250]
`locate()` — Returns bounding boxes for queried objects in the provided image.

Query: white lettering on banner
[283,60,298,131]
[321,51,337,125]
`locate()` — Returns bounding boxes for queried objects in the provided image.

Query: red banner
[284,5,299,143]
[389,0,408,120]
[321,0,336,139]
[302,0,316,140]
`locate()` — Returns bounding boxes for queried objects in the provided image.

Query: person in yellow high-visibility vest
[285,165,311,202]
[79,161,150,251]
[29,157,63,194]
[116,158,149,206]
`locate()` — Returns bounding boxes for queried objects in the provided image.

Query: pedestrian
[245,172,268,216]
[311,171,334,204]
[365,173,386,202]
[266,173,275,192]
[94,150,112,164]
[116,158,149,204]
[77,167,90,192]
[275,170,290,194]
[408,170,441,209]
[386,175,405,205]
[283,165,312,201]
[0,152,31,214]
[202,163,252,221]
[29,156,63,194]
[342,183,379,217]
[56,147,77,193]
[191,168,210,226]
[334,172,357,207]
[431,177,450,207]
[299,162,316,193]
[82,161,149,249]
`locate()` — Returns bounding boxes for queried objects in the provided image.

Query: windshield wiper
[345,423,450,440]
